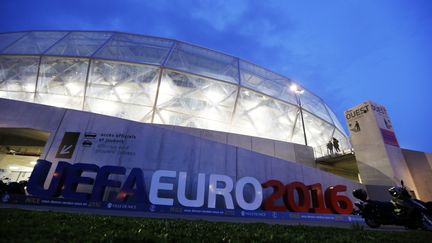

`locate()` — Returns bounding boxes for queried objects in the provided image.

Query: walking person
[326,140,334,156]
[333,137,340,153]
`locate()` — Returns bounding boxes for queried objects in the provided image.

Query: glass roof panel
[325,103,345,133]
[153,109,230,132]
[45,32,112,57]
[231,88,299,142]
[0,32,26,52]
[0,56,39,93]
[36,56,88,98]
[0,90,35,103]
[86,60,160,107]
[84,98,153,123]
[94,33,173,65]
[165,42,239,84]
[299,89,332,123]
[155,69,237,124]
[3,31,67,55]
[239,60,297,105]
[35,92,83,110]
[302,110,335,150]
[291,113,306,145]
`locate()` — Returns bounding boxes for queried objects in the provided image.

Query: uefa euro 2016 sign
[27,160,353,214]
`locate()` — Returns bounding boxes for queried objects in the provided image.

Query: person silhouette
[333,137,340,153]
[354,121,360,132]
[326,140,334,155]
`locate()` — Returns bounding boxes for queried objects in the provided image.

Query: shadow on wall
[356,161,398,201]
[357,161,396,185]
[402,149,432,201]
[365,185,393,202]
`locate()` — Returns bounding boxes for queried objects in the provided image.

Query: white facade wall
[0,98,364,207]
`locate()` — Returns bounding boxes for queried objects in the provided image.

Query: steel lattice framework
[0,31,350,156]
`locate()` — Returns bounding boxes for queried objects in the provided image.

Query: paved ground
[1,203,409,232]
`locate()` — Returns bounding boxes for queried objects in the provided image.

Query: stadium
[0,31,430,218]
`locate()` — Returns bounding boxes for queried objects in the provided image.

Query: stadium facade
[0,30,350,156]
[0,31,430,218]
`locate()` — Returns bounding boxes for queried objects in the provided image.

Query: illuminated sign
[27,160,352,214]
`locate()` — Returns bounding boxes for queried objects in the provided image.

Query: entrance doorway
[0,128,49,183]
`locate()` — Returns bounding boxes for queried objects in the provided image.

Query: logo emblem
[349,121,361,133]
[56,132,80,159]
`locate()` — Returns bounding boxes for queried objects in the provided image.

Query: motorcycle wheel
[421,212,432,231]
[365,218,381,228]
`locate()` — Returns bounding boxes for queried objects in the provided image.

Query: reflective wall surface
[0,31,350,156]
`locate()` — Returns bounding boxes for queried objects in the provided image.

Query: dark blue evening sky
[1,0,431,152]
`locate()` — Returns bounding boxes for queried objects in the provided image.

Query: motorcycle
[352,180,432,231]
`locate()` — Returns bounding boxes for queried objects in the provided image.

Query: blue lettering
[117,168,147,203]
[27,159,69,198]
[27,160,148,203]
[91,165,125,201]
[62,163,99,201]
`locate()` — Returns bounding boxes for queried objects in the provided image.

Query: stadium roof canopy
[0,31,349,156]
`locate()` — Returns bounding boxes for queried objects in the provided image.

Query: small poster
[380,129,399,147]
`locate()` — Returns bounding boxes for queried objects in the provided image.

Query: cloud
[189,0,248,31]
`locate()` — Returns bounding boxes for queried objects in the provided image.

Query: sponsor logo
[56,132,80,159]
[349,121,361,133]
[27,160,353,214]
[345,105,369,120]
[371,103,387,116]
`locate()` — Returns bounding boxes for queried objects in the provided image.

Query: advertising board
[0,98,364,220]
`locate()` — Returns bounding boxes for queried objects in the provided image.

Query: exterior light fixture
[290,83,304,94]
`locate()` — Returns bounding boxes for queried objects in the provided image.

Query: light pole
[290,84,308,146]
